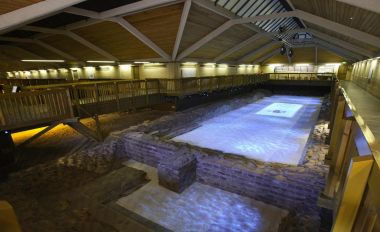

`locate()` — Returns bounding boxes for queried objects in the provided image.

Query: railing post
[65,88,74,118]
[94,83,100,113]
[130,81,136,111]
[114,82,120,112]
[145,80,149,106]
[157,79,161,94]
[72,85,81,117]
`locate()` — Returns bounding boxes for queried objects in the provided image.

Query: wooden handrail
[268,72,336,81]
[0,74,269,131]
[0,89,74,131]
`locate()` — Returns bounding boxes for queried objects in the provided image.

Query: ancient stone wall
[118,129,327,215]
[82,90,329,218]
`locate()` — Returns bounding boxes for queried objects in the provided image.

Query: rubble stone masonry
[111,90,329,216]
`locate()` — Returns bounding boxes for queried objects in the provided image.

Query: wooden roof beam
[251,49,281,64]
[192,0,294,46]
[0,0,86,34]
[172,0,192,60]
[22,26,118,61]
[314,38,362,61]
[337,0,380,15]
[234,10,380,49]
[308,29,375,58]
[237,41,280,63]
[65,0,184,19]
[214,28,306,62]
[100,0,183,19]
[214,33,265,62]
[0,36,76,60]
[296,10,380,49]
[0,45,45,59]
[110,17,171,61]
[176,11,298,61]
[64,3,177,61]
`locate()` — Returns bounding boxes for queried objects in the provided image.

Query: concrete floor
[173,95,321,165]
[117,160,288,232]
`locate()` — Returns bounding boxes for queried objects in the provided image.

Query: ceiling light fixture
[134,61,150,64]
[21,59,65,63]
[87,60,115,63]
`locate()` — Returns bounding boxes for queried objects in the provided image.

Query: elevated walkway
[340,81,380,139]
[268,72,334,86]
[320,80,380,231]
[0,74,268,133]
[0,73,333,137]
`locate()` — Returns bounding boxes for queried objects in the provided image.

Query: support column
[315,46,318,65]
[332,156,373,231]
[167,62,181,79]
[0,130,15,180]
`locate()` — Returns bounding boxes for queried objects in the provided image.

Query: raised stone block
[158,152,196,193]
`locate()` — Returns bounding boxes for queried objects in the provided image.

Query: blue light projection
[173,95,322,165]
[117,161,288,232]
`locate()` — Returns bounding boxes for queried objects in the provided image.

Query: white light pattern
[173,95,321,165]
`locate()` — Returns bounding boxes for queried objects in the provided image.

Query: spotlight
[280,45,286,55]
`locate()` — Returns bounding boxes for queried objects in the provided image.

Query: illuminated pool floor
[117,161,288,232]
[173,95,322,165]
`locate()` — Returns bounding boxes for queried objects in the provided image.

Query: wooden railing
[323,80,380,231]
[0,78,125,87]
[0,74,268,130]
[269,72,335,81]
[0,78,68,86]
[158,74,267,95]
[26,74,267,99]
[0,89,74,130]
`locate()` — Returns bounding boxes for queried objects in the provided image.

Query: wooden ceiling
[306,23,379,53]
[40,34,105,60]
[292,0,380,37]
[124,3,183,55]
[73,21,159,60]
[0,0,43,15]
[11,42,64,59]
[178,3,228,55]
[224,37,272,61]
[246,44,282,63]
[0,0,380,73]
[189,24,257,59]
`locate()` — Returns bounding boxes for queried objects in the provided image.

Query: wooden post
[94,83,100,113]
[145,80,149,106]
[332,156,373,232]
[114,82,120,112]
[323,94,346,198]
[72,85,81,117]
[131,81,136,111]
[65,88,74,118]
